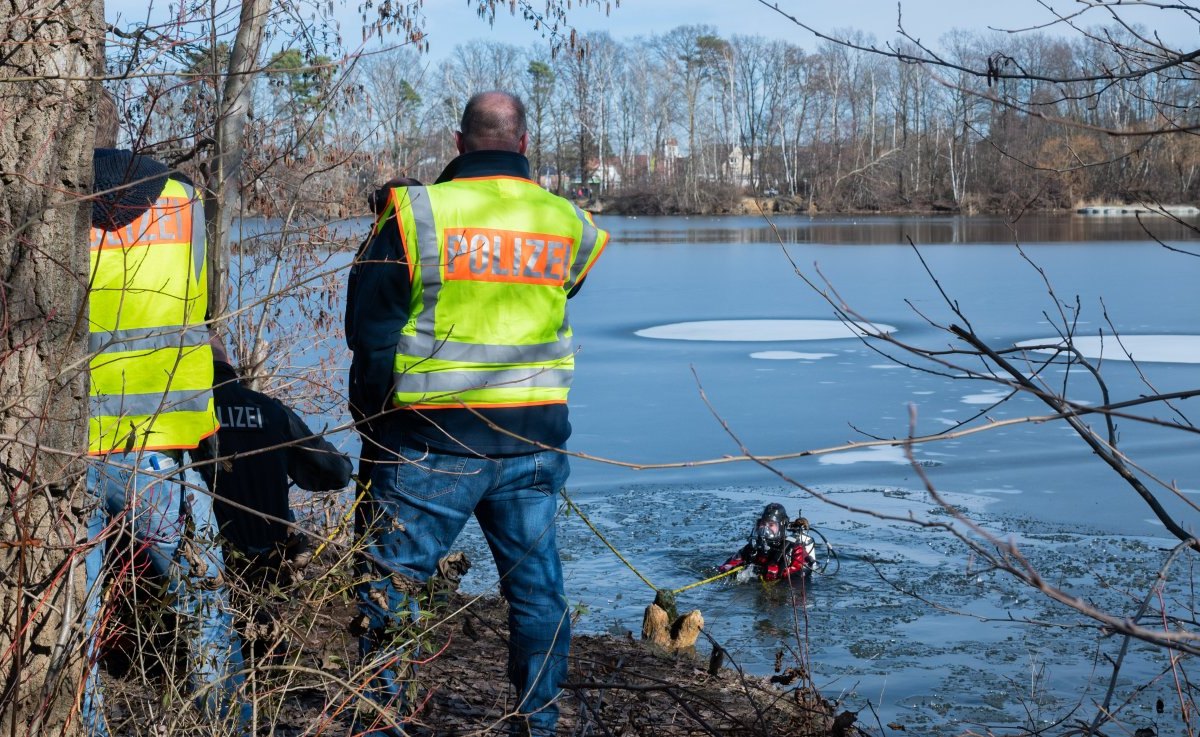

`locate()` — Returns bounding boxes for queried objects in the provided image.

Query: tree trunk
[204,0,269,325]
[0,1,101,734]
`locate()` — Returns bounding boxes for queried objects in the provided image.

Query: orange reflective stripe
[89,197,192,251]
[443,227,573,286]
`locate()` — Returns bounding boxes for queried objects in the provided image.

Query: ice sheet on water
[749,350,836,360]
[1017,334,1200,364]
[635,318,896,341]
[817,445,909,465]
[961,390,1009,405]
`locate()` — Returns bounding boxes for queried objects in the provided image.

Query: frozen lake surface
[238,213,1200,735]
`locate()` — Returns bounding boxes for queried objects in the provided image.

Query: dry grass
[95,553,861,737]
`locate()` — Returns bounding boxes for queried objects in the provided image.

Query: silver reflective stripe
[552,202,601,346]
[191,196,205,283]
[89,324,209,355]
[397,186,443,358]
[90,389,212,417]
[395,367,573,394]
[396,336,572,365]
[179,182,206,282]
[565,202,600,293]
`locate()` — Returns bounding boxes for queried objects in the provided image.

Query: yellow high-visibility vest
[87,177,218,454]
[387,176,608,409]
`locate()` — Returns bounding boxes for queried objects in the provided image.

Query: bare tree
[523,54,557,185]
[204,0,270,323]
[0,1,100,734]
[357,48,428,173]
[655,25,728,206]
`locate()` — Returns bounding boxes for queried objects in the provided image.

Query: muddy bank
[98,591,865,736]
[404,594,864,736]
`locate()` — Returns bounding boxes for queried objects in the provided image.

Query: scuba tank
[786,515,818,570]
[788,513,838,576]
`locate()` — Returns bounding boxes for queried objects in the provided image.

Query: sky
[104,0,1197,60]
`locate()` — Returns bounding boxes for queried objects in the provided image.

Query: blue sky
[412,0,1101,47]
[104,0,1193,58]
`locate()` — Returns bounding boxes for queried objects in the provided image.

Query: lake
[236,212,1200,735]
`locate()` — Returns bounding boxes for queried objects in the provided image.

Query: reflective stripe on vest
[90,388,215,418]
[88,324,212,355]
[396,367,574,394]
[390,178,608,409]
[566,201,603,292]
[88,178,218,454]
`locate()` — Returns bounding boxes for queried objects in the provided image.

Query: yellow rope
[560,488,660,593]
[560,488,740,598]
[312,484,367,561]
[671,564,745,594]
[329,483,737,599]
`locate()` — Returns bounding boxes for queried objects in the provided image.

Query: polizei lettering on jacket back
[89,200,190,250]
[443,227,573,286]
[216,404,265,430]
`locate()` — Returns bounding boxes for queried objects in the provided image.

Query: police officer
[83,93,247,735]
[346,90,608,737]
[193,341,352,652]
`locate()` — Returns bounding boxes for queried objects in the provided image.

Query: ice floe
[1016,335,1200,364]
[636,318,896,342]
[749,350,836,360]
[818,445,910,466]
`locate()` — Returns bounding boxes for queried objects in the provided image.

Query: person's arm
[346,178,419,350]
[717,555,743,573]
[279,403,353,492]
[346,191,412,425]
[344,233,371,351]
[717,544,752,572]
[779,543,809,580]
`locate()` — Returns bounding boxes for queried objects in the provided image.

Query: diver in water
[718,503,817,582]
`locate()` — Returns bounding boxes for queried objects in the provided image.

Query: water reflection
[230,213,1200,247]
[607,213,1200,245]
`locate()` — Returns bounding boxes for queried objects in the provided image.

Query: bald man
[346,91,609,736]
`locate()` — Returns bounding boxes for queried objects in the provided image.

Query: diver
[718,503,817,582]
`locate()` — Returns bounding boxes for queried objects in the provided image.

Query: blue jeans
[356,436,571,737]
[82,450,248,736]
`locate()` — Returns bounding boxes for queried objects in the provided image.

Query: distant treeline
[124,24,1200,217]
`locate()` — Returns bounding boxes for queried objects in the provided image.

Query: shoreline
[579,194,1200,218]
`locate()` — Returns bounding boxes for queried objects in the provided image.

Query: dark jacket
[194,361,352,558]
[345,151,582,456]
